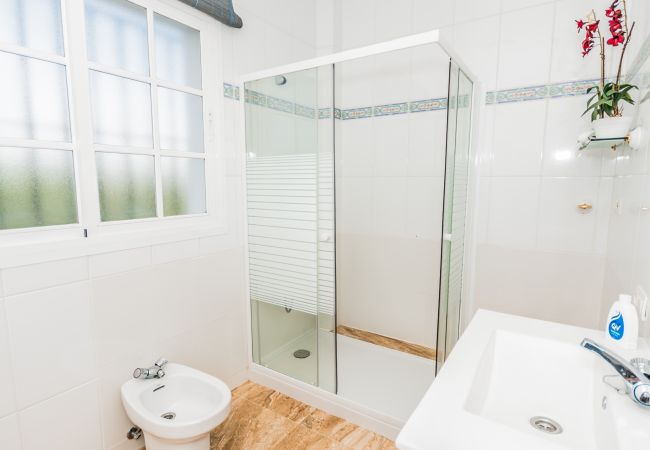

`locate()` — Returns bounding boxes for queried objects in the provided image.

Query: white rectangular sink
[396,310,650,450]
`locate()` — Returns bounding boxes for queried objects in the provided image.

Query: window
[0,0,217,244]
[0,0,78,232]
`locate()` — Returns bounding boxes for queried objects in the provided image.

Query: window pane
[154,13,202,89]
[85,0,150,75]
[162,157,205,216]
[0,0,64,55]
[0,52,71,142]
[0,147,77,230]
[158,87,204,153]
[90,70,153,147]
[96,152,156,221]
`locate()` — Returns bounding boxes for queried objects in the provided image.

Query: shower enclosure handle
[320,232,332,242]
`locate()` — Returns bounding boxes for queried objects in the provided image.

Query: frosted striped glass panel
[85,0,150,75]
[0,0,64,55]
[317,151,335,316]
[0,51,71,142]
[0,147,77,230]
[445,71,472,352]
[247,154,321,315]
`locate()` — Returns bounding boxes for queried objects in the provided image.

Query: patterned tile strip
[225,78,610,118]
[373,102,409,117]
[410,98,447,112]
[223,82,240,100]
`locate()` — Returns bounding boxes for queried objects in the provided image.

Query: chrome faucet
[133,358,168,380]
[581,338,650,408]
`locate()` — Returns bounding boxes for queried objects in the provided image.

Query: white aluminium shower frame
[237,29,483,439]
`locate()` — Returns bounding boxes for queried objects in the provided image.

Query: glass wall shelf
[579,136,629,151]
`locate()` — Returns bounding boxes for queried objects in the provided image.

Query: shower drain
[161,412,176,420]
[293,349,311,359]
[529,416,563,434]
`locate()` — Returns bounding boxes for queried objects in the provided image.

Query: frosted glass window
[0,0,64,55]
[158,87,204,153]
[90,71,153,147]
[85,0,150,75]
[0,52,71,142]
[0,147,77,230]
[96,152,156,221]
[154,14,202,89]
[162,157,206,216]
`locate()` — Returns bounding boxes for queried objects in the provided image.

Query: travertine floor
[211,381,397,450]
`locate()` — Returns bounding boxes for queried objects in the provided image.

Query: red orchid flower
[576,19,585,30]
[605,2,626,47]
[586,20,600,32]
[607,34,625,46]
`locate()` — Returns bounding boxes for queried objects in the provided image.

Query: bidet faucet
[581,338,650,408]
[133,358,168,380]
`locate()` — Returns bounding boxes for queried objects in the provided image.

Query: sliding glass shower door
[245,65,336,392]
[436,63,473,367]
[243,34,475,418]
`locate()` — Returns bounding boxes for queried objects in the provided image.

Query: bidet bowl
[121,363,231,444]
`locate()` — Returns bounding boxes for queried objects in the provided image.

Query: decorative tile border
[224,77,618,118]
[374,102,409,116]
[485,79,604,105]
[223,82,240,100]
[410,98,448,112]
[318,107,332,119]
[340,107,373,120]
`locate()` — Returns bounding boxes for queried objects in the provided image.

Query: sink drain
[293,349,311,359]
[530,416,562,434]
[161,412,176,420]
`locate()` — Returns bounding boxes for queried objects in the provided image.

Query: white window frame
[0,0,226,255]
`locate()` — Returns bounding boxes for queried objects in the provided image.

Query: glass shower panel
[246,65,335,391]
[334,43,450,421]
[437,65,473,369]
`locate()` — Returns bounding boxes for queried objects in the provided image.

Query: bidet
[121,363,231,450]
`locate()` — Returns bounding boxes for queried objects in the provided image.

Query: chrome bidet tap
[133,357,168,379]
[581,338,650,408]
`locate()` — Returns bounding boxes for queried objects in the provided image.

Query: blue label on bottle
[608,313,625,340]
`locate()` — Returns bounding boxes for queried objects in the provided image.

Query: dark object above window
[177,0,243,28]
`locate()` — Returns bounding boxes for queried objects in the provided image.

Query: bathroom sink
[396,310,650,450]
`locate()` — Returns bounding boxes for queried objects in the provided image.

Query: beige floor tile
[301,409,359,441]
[211,399,298,450]
[271,424,345,450]
[231,380,275,405]
[264,391,316,423]
[339,428,395,450]
[210,382,397,450]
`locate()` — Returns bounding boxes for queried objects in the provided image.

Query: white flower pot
[592,116,633,139]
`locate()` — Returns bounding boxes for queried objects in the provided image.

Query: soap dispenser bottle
[606,294,639,350]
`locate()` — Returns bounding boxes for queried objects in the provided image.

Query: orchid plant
[576,0,637,121]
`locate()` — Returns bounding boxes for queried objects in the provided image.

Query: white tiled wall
[326,0,649,330]
[334,44,449,348]
[0,0,328,448]
[601,1,650,339]
[0,240,247,450]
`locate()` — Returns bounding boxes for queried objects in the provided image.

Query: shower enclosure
[243,31,475,422]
